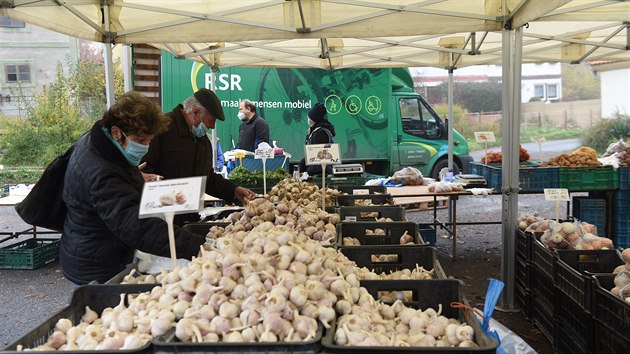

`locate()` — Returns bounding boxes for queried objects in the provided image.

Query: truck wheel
[430,159,461,180]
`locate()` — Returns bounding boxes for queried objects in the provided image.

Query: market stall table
[387,185,502,259]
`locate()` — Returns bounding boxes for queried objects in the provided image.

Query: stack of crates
[591,274,630,352]
[572,196,607,236]
[554,250,623,353]
[530,232,557,345]
[614,174,630,247]
[514,229,532,319]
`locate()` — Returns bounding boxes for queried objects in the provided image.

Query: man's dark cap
[194,88,224,121]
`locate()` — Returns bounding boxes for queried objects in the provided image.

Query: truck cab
[385,69,472,179]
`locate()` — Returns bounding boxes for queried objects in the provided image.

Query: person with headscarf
[298,102,336,176]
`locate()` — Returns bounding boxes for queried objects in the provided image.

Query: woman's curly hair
[101,92,170,136]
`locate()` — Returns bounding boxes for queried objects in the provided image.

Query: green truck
[160,53,472,179]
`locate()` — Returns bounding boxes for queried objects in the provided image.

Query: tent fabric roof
[1,0,628,69]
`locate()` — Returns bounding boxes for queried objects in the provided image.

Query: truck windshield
[399,97,440,138]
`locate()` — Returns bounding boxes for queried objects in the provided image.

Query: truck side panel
[161,53,394,167]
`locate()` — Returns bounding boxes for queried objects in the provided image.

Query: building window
[547,84,558,99]
[534,84,545,99]
[6,64,31,83]
[0,16,25,28]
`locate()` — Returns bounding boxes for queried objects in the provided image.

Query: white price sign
[530,136,546,143]
[254,148,274,159]
[305,143,341,165]
[139,176,206,218]
[544,188,570,201]
[474,131,496,143]
[352,189,370,195]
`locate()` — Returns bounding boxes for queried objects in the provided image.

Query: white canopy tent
[2,0,629,308]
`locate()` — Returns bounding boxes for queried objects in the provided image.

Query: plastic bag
[603,139,627,157]
[136,250,190,274]
[427,181,464,193]
[525,219,555,234]
[539,220,580,250]
[517,212,543,230]
[390,167,423,185]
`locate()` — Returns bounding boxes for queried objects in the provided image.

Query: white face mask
[237,112,247,121]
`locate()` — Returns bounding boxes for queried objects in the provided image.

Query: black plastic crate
[594,318,630,353]
[182,222,231,236]
[555,290,593,354]
[515,229,535,262]
[418,223,436,246]
[515,257,530,290]
[514,282,531,319]
[340,246,445,278]
[2,284,156,353]
[153,325,323,353]
[336,185,387,194]
[572,196,607,236]
[337,221,423,246]
[591,274,630,338]
[555,249,623,311]
[322,279,498,353]
[339,205,406,222]
[336,193,393,206]
[620,166,630,190]
[531,292,556,346]
[531,234,556,279]
[531,265,555,311]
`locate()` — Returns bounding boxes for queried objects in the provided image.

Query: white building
[0,16,79,116]
[592,61,630,118]
[411,63,562,103]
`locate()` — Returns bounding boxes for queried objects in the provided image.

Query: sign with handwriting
[544,188,570,201]
[474,131,496,143]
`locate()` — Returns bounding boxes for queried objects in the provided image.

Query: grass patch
[467,127,585,151]
[0,169,43,185]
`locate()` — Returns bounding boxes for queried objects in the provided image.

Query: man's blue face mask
[192,121,208,138]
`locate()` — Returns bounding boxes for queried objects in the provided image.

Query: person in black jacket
[61,92,208,285]
[142,89,256,225]
[298,102,336,176]
[236,99,270,152]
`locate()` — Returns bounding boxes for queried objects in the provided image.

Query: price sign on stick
[305,144,341,209]
[475,132,496,165]
[544,188,570,223]
[139,176,207,269]
[255,146,274,195]
[530,136,546,163]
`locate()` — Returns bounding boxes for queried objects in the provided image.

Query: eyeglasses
[121,130,151,145]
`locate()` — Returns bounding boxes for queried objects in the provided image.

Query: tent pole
[122,45,133,93]
[210,70,218,172]
[499,25,522,311]
[102,3,115,108]
[447,55,454,171]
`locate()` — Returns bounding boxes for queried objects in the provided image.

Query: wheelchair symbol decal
[345,95,362,115]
